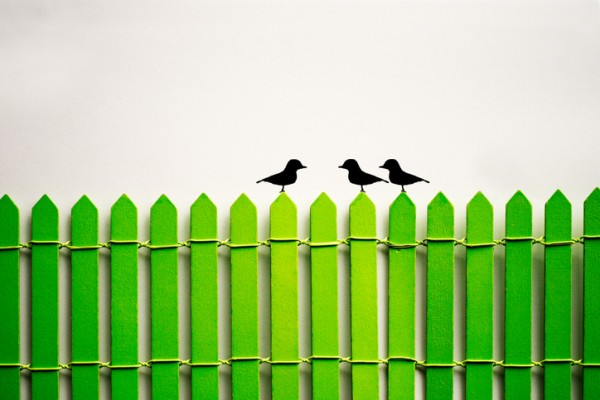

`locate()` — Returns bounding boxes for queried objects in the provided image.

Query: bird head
[380,159,401,171]
[285,159,307,171]
[339,159,360,170]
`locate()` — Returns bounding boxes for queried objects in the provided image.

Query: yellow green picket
[388,193,416,399]
[310,193,339,400]
[190,194,219,399]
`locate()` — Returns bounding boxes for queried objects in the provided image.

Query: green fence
[1,189,600,399]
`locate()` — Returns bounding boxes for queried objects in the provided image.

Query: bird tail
[256,179,264,184]
[382,178,389,183]
[423,179,430,183]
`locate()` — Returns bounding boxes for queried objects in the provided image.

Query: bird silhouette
[257,159,307,193]
[379,159,429,192]
[339,159,388,192]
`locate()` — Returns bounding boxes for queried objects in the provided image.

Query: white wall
[1,0,599,398]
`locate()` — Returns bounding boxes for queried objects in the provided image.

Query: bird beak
[338,165,343,168]
[301,165,307,169]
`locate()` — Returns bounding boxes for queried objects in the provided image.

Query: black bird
[379,159,429,192]
[339,159,388,192]
[257,159,307,193]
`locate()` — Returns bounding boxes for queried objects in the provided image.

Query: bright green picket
[270,193,299,399]
[310,193,339,400]
[349,193,379,399]
[110,195,139,399]
[504,191,533,399]
[388,193,416,399]
[544,190,572,399]
[230,194,260,399]
[583,188,600,399]
[426,193,454,400]
[71,196,100,399]
[190,194,219,399]
[0,195,20,399]
[31,195,60,399]
[150,195,179,399]
[465,193,494,399]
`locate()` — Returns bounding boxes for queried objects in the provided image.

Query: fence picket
[388,193,416,399]
[270,193,299,399]
[310,193,339,399]
[0,195,20,399]
[465,192,494,400]
[110,195,139,399]
[190,194,219,399]
[583,188,600,399]
[31,195,60,399]
[544,190,572,399]
[230,194,260,399]
[150,195,179,398]
[426,192,454,400]
[71,196,100,399]
[504,191,532,399]
[349,193,379,399]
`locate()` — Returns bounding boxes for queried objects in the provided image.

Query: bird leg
[360,186,365,192]
[402,186,406,193]
[280,186,285,193]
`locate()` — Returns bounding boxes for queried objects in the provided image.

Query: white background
[1,0,599,398]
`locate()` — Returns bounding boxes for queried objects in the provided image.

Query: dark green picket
[426,192,454,400]
[465,193,494,399]
[31,195,60,399]
[0,195,20,399]
[270,193,299,399]
[388,193,416,399]
[544,190,572,399]
[190,194,219,399]
[71,196,100,399]
[583,188,600,399]
[230,194,260,399]
[504,191,533,399]
[110,195,139,399]
[310,193,339,400]
[349,193,379,399]
[150,195,179,399]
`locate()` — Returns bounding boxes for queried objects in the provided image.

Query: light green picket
[426,192,454,400]
[230,194,260,399]
[150,195,179,399]
[71,196,100,399]
[110,195,139,399]
[388,193,416,399]
[349,193,379,399]
[583,188,600,399]
[504,191,533,399]
[190,194,219,399]
[0,195,20,399]
[270,193,299,399]
[465,192,494,400]
[310,193,339,400]
[544,190,572,399]
[31,195,60,400]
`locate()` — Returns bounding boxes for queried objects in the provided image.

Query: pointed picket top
[191,193,217,239]
[545,190,571,241]
[111,195,138,240]
[350,192,376,236]
[506,191,532,237]
[467,192,493,243]
[270,192,297,238]
[427,192,453,238]
[310,193,337,242]
[584,188,600,235]
[0,195,19,245]
[72,195,98,245]
[32,194,59,240]
[389,192,415,242]
[151,194,177,245]
[231,193,257,243]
